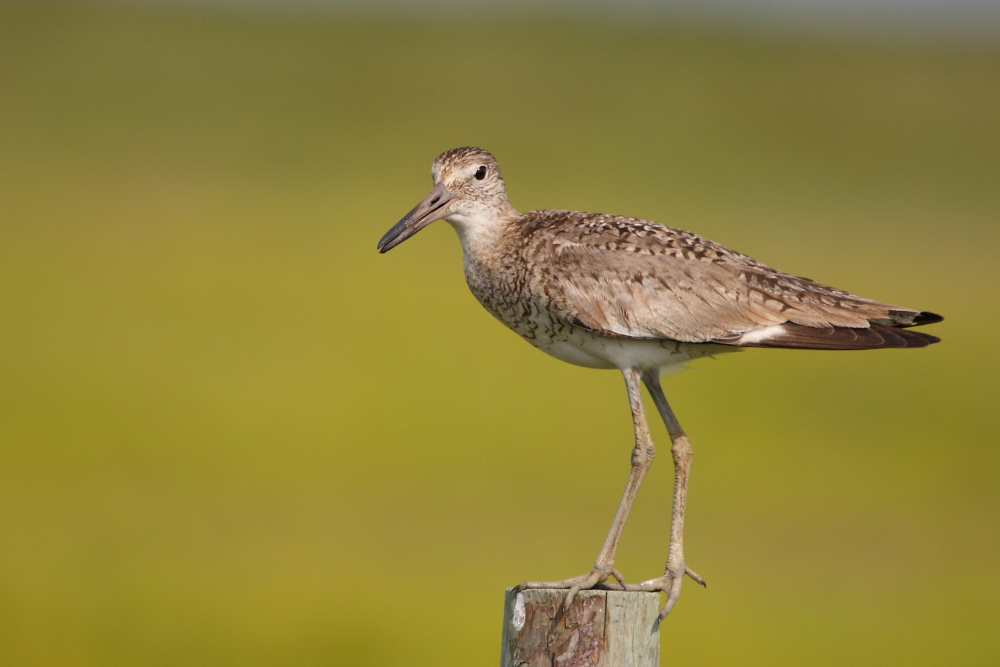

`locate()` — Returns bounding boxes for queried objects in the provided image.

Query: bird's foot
[515,565,627,611]
[624,565,706,622]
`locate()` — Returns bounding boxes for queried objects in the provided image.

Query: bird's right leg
[517,367,655,610]
[623,369,705,621]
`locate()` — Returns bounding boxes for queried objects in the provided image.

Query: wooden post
[501,588,660,667]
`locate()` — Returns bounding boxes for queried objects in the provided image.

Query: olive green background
[1,2,997,665]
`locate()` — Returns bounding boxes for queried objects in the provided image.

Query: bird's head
[378,147,516,253]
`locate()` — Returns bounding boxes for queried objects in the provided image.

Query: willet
[378,147,942,621]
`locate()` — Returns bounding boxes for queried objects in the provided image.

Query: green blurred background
[1,1,998,665]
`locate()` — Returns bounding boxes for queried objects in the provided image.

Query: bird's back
[480,209,941,350]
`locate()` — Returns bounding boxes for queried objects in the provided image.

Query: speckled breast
[462,254,571,349]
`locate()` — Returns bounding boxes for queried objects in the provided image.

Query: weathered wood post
[501,588,660,666]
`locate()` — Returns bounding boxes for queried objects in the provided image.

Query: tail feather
[720,322,941,350]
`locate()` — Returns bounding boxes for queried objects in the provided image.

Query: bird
[377,147,942,622]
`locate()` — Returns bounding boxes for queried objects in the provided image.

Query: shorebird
[377,147,942,621]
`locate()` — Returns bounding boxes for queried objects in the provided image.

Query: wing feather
[517,210,941,348]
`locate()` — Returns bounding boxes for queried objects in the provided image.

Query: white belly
[528,326,737,373]
[461,251,737,373]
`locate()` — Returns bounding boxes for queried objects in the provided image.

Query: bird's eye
[474,166,487,180]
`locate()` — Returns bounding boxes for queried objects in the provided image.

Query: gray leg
[624,370,705,621]
[517,367,656,609]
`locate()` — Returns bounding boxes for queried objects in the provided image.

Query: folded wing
[521,211,941,350]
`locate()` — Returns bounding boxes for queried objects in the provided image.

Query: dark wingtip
[730,323,941,350]
[912,311,944,326]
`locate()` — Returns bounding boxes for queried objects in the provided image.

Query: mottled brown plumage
[499,208,941,350]
[378,147,942,621]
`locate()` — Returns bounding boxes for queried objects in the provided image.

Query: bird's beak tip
[378,183,453,254]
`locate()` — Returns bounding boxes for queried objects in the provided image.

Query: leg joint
[671,435,692,462]
[632,441,656,467]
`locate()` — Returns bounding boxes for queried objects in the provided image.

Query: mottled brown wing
[521,211,941,349]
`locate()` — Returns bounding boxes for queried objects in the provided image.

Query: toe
[685,566,706,587]
[658,575,683,621]
[563,572,601,609]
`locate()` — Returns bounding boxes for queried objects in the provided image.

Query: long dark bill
[377,182,453,253]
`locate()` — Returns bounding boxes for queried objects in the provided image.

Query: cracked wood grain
[501,588,659,667]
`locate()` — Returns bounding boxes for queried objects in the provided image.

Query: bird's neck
[446,202,520,260]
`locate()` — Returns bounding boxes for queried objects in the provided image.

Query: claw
[619,564,706,619]
[563,577,589,609]
[658,575,684,621]
[685,566,706,587]
[517,567,619,610]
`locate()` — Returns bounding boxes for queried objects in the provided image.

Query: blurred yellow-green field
[1,2,998,665]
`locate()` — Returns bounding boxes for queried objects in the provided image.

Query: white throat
[445,207,510,256]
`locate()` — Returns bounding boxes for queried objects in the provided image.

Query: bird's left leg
[517,367,655,609]
[624,369,706,621]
